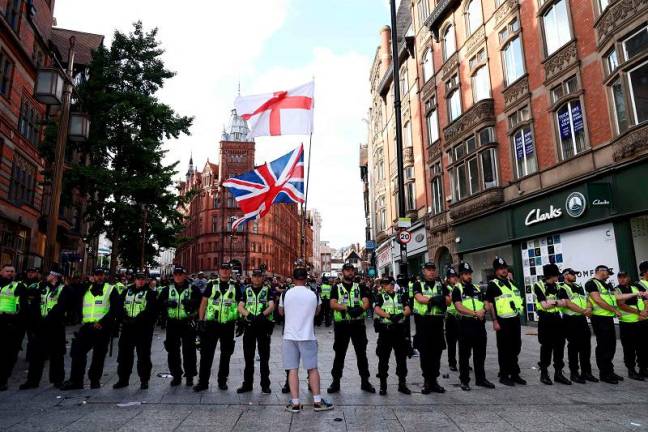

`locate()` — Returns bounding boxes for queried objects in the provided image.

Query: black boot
[218,380,228,391]
[360,379,376,393]
[540,369,553,385]
[379,378,387,396]
[582,372,599,383]
[112,380,129,389]
[185,377,194,387]
[570,372,586,384]
[140,381,149,390]
[511,375,527,385]
[60,380,83,391]
[460,382,471,391]
[327,379,340,394]
[19,381,39,390]
[475,379,495,389]
[422,379,445,394]
[170,376,182,387]
[628,369,645,381]
[398,378,411,395]
[236,383,253,393]
[193,382,209,392]
[554,370,572,385]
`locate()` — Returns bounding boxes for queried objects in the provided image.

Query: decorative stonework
[420,80,436,103]
[464,27,486,58]
[427,212,449,234]
[503,76,529,109]
[443,99,496,146]
[449,188,504,222]
[596,0,648,47]
[494,0,518,25]
[441,53,459,80]
[543,40,579,83]
[403,146,414,166]
[428,142,442,161]
[612,125,648,161]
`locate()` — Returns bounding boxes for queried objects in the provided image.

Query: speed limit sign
[399,230,412,244]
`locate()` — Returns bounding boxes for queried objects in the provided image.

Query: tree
[69,22,192,271]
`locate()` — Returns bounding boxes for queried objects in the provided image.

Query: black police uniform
[557,281,594,381]
[0,277,28,390]
[21,276,42,363]
[445,272,460,371]
[24,280,69,388]
[374,289,410,391]
[534,280,567,383]
[239,283,274,391]
[115,284,157,387]
[158,280,202,384]
[585,278,618,380]
[617,282,648,377]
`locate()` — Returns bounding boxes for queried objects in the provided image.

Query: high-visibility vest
[114,282,127,296]
[447,283,460,316]
[639,280,648,291]
[0,281,20,315]
[459,283,485,314]
[82,283,113,323]
[167,285,192,320]
[124,289,148,318]
[589,279,617,317]
[244,286,273,321]
[491,279,523,318]
[408,281,414,299]
[617,285,645,323]
[377,292,404,325]
[320,283,332,300]
[333,283,365,322]
[40,284,64,317]
[205,281,238,323]
[413,280,445,316]
[534,280,560,314]
[559,282,587,316]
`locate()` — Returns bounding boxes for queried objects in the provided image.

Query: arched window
[422,49,433,82]
[471,65,491,103]
[465,0,482,36]
[443,25,456,61]
[541,0,572,56]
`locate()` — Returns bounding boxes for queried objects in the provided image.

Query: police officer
[485,257,526,386]
[158,266,202,387]
[638,261,648,377]
[397,274,415,358]
[327,263,375,393]
[318,276,332,327]
[445,267,460,372]
[194,263,239,392]
[452,262,494,391]
[373,275,411,396]
[113,272,157,389]
[21,267,42,362]
[0,264,28,391]
[21,270,68,389]
[615,271,648,381]
[412,262,451,394]
[557,268,597,383]
[534,263,570,385]
[237,268,274,393]
[61,268,121,390]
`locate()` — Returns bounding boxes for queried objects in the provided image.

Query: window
[628,61,648,125]
[481,148,498,189]
[422,49,433,83]
[403,121,412,148]
[431,163,443,215]
[542,0,571,56]
[465,0,482,36]
[508,105,530,129]
[611,78,630,133]
[18,98,41,146]
[226,195,236,208]
[446,75,461,122]
[0,50,13,99]
[211,216,219,233]
[502,35,524,86]
[213,195,220,208]
[605,49,618,74]
[551,75,579,103]
[8,154,36,206]
[472,66,491,103]
[400,66,408,96]
[376,196,386,231]
[426,98,440,145]
[5,0,21,32]
[512,127,537,178]
[556,99,587,159]
[469,49,486,70]
[404,181,416,211]
[443,25,456,61]
[623,26,648,61]
[252,222,259,234]
[417,0,430,26]
[449,128,498,201]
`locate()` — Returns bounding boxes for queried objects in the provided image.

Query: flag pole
[301,133,313,263]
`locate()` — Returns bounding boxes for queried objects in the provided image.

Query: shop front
[404,223,428,276]
[454,160,648,322]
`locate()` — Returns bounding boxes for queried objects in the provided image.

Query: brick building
[175,109,313,277]
[367,0,647,320]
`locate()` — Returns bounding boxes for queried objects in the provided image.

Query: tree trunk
[109,227,120,274]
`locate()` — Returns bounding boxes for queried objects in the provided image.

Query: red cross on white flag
[234,81,314,138]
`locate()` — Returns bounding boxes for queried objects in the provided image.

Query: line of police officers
[2,257,648,393]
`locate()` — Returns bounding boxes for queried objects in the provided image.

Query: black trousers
[165,319,197,379]
[117,322,154,383]
[331,320,370,380]
[0,315,25,385]
[318,299,332,327]
[590,315,616,377]
[640,321,648,373]
[458,317,487,384]
[445,314,459,368]
[537,312,565,371]
[68,324,111,384]
[619,322,645,371]
[242,322,273,387]
[562,315,592,375]
[26,320,66,385]
[414,315,445,382]
[198,321,235,385]
[375,324,408,380]
[495,316,521,378]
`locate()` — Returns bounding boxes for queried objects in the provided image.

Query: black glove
[181,299,192,309]
[255,314,267,323]
[167,300,178,308]
[235,321,245,337]
[390,314,404,324]
[245,314,254,323]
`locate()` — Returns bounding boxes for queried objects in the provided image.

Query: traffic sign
[366,240,376,250]
[398,230,412,244]
[397,217,412,228]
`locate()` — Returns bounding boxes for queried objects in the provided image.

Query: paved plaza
[1,323,647,431]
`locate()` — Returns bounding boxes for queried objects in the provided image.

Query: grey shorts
[283,339,318,370]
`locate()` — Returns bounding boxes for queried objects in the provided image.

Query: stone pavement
[1,322,648,432]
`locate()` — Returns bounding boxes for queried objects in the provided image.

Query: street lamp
[68,112,91,142]
[34,68,65,105]
[228,216,236,264]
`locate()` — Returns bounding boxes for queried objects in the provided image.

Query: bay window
[449,127,499,202]
[422,49,433,83]
[542,0,572,56]
[500,19,525,86]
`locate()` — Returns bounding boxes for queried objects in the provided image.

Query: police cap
[492,257,508,270]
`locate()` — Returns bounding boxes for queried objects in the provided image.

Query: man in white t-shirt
[279,267,333,413]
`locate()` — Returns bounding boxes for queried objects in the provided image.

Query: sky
[53,0,389,249]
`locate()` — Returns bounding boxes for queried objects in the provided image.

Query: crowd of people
[1,256,648,412]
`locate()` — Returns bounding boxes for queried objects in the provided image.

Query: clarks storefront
[455,160,648,322]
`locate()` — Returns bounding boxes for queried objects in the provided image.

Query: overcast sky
[54,0,388,249]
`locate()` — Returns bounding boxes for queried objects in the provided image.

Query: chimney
[379,25,392,76]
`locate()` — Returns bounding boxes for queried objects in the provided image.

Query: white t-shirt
[280,285,321,341]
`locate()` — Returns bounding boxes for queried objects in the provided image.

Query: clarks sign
[524,192,587,226]
[525,206,563,226]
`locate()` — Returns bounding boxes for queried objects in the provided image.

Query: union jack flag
[222,145,305,229]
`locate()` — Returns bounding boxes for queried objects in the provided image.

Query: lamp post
[228,216,236,264]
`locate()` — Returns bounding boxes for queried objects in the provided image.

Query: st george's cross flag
[234,81,314,137]
[222,145,305,229]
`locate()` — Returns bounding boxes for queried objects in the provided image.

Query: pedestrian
[453,262,494,391]
[637,261,648,378]
[412,262,450,394]
[485,257,526,387]
[557,268,597,383]
[444,267,460,372]
[373,275,411,396]
[615,270,648,381]
[318,276,332,327]
[158,266,202,387]
[113,272,157,390]
[0,264,29,391]
[21,267,42,363]
[20,270,68,390]
[237,268,275,393]
[327,263,375,394]
[534,263,571,385]
[61,268,122,390]
[192,271,208,295]
[281,266,333,412]
[194,263,239,392]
